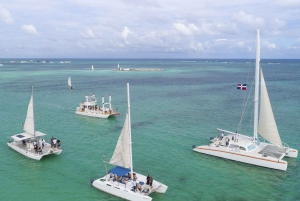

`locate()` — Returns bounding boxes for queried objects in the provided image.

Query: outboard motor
[192,145,197,149]
[90,179,95,185]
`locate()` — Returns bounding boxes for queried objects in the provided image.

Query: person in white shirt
[53,138,57,148]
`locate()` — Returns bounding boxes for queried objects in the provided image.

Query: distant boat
[91,65,94,71]
[68,77,73,89]
[193,29,298,171]
[75,94,120,118]
[91,83,168,200]
[7,85,63,160]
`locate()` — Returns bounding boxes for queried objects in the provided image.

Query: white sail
[109,112,131,168]
[68,77,72,87]
[258,69,283,148]
[92,65,94,70]
[23,90,35,136]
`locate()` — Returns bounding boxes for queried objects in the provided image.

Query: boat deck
[11,141,57,156]
[258,145,284,159]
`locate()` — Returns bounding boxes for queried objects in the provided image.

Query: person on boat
[132,180,137,192]
[146,175,150,185]
[53,138,57,148]
[137,182,142,192]
[41,139,45,149]
[133,173,137,181]
[221,132,224,139]
[57,140,61,149]
[235,132,239,142]
[38,147,42,154]
[51,136,54,148]
[127,173,131,180]
[149,177,153,187]
[22,140,26,146]
[34,143,38,154]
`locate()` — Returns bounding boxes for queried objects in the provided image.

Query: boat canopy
[11,131,46,141]
[109,166,131,176]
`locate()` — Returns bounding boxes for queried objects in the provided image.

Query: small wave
[268,63,280,64]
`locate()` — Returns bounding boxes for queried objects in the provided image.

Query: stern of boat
[285,148,298,158]
[154,183,168,193]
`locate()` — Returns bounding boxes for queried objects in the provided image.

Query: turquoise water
[0,59,299,201]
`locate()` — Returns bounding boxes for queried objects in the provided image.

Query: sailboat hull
[193,145,287,171]
[92,172,167,201]
[7,141,62,160]
[285,148,298,158]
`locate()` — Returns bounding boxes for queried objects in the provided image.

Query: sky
[0,0,300,59]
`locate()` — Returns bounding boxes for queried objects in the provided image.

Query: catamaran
[75,94,120,118]
[91,83,168,201]
[193,29,298,171]
[68,76,73,89]
[7,85,62,160]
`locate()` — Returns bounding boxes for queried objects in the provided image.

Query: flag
[237,84,247,90]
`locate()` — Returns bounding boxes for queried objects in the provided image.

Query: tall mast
[127,83,133,176]
[253,29,260,142]
[32,84,35,138]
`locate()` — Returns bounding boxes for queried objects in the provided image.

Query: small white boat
[7,85,62,160]
[75,94,120,118]
[91,83,168,200]
[193,29,298,171]
[91,65,94,70]
[68,76,73,89]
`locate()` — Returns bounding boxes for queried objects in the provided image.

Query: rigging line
[237,75,255,133]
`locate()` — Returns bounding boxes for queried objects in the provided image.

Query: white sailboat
[193,29,298,171]
[7,85,62,160]
[68,76,73,89]
[91,83,168,200]
[91,65,94,71]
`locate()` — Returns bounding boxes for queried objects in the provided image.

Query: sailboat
[68,76,73,89]
[91,83,168,200]
[7,85,62,160]
[193,29,298,171]
[91,65,94,71]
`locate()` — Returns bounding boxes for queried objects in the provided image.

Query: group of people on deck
[51,136,61,149]
[219,131,240,146]
[110,172,153,194]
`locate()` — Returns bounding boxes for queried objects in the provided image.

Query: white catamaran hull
[75,111,110,118]
[193,145,287,171]
[7,141,62,160]
[92,173,167,201]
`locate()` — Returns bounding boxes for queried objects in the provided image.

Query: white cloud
[81,29,96,38]
[173,23,198,35]
[21,24,38,35]
[232,11,264,27]
[0,7,13,24]
[216,39,226,42]
[121,26,132,42]
[263,41,276,49]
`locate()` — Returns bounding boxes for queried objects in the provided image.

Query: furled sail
[258,69,283,148]
[109,113,131,168]
[23,93,35,135]
[68,77,72,87]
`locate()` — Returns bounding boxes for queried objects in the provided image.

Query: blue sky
[1,0,300,58]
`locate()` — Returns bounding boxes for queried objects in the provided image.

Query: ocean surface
[0,58,299,201]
